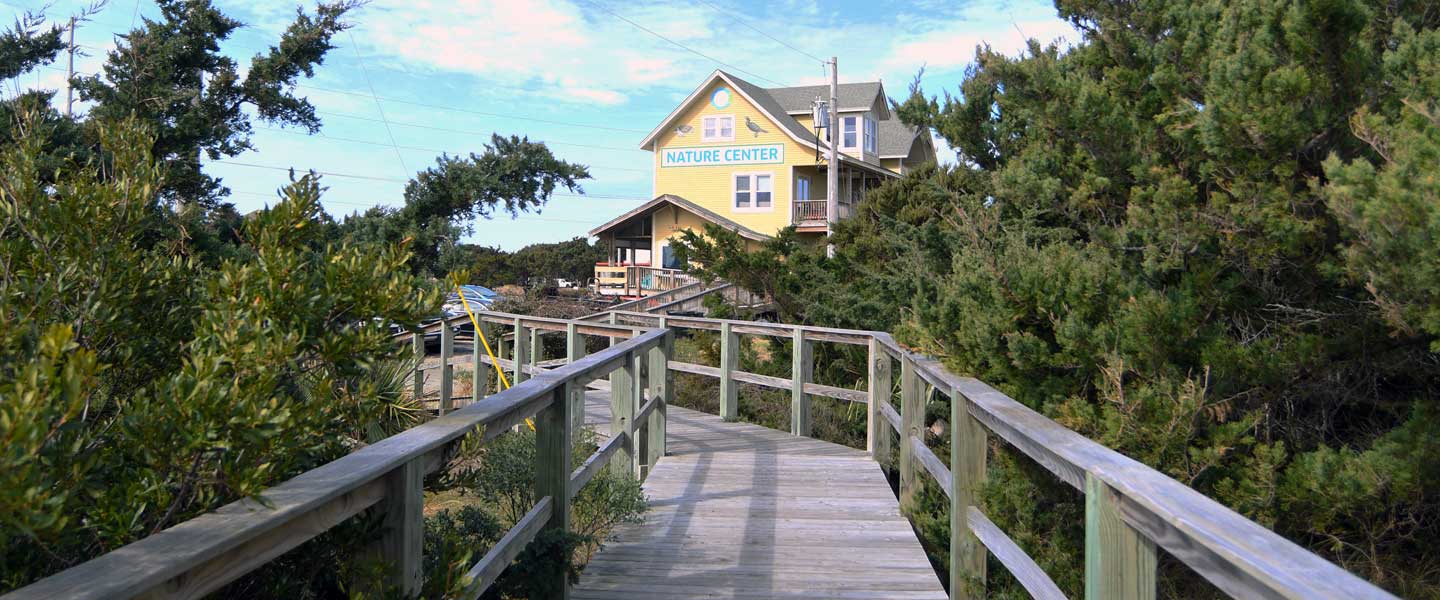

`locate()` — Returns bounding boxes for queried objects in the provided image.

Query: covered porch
[588,195,768,298]
[790,158,897,232]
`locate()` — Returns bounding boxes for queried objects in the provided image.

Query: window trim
[841,115,859,150]
[732,171,775,213]
[702,114,735,142]
[864,117,878,154]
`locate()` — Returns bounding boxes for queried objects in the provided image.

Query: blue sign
[661,144,784,167]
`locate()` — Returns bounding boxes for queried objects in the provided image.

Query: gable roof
[639,70,819,150]
[588,194,771,242]
[766,82,887,117]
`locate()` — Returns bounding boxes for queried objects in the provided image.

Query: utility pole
[826,56,839,255]
[64,17,76,117]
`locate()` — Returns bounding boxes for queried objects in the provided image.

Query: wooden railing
[591,264,698,297]
[2,311,668,600]
[793,198,827,226]
[598,310,1397,600]
[5,309,1398,600]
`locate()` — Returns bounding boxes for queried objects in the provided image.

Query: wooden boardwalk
[576,392,947,600]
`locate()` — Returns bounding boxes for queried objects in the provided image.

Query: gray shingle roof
[718,71,820,145]
[764,82,885,113]
[588,194,771,242]
[877,119,921,157]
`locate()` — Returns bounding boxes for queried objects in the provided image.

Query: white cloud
[881,18,1078,72]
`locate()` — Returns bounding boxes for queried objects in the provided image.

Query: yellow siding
[652,80,818,236]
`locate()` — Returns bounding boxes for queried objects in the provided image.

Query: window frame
[732,172,775,212]
[795,175,811,201]
[841,115,859,150]
[864,117,878,154]
[702,114,735,142]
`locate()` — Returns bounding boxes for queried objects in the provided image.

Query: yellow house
[590,70,935,297]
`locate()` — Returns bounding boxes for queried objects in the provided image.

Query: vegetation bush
[676,2,1440,596]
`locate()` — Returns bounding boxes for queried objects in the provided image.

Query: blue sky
[4,0,1076,250]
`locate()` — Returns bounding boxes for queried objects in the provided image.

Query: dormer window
[703,115,734,142]
[841,116,859,150]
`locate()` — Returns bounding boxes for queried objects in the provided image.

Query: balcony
[793,199,827,228]
[592,263,699,298]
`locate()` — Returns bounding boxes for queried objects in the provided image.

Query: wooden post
[899,356,922,510]
[439,323,454,415]
[473,324,487,402]
[951,387,988,599]
[633,351,649,478]
[497,334,509,392]
[1085,473,1157,600]
[608,312,618,347]
[719,321,739,421]
[376,458,423,595]
[647,320,672,467]
[530,327,542,367]
[534,383,572,600]
[411,331,425,402]
[566,322,587,433]
[867,338,892,460]
[790,328,813,437]
[609,351,636,478]
[512,318,529,385]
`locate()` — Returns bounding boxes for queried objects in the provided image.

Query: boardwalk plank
[575,393,946,600]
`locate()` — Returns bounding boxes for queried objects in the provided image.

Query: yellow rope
[453,279,533,431]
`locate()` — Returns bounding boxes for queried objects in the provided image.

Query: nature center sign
[661,144,784,168]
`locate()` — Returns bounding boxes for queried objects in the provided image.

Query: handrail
[4,326,668,600]
[583,309,1397,600]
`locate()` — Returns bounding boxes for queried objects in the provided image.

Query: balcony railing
[793,199,826,226]
[592,263,698,298]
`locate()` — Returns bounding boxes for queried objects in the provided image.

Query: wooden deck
[576,392,947,600]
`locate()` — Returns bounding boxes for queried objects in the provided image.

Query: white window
[796,176,811,201]
[864,117,877,154]
[733,173,772,210]
[703,115,734,142]
[841,116,859,149]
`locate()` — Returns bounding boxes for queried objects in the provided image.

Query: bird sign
[675,124,693,137]
[745,116,768,138]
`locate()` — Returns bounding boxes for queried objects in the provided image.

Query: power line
[228,190,608,226]
[313,110,649,154]
[575,0,788,87]
[211,159,651,202]
[294,83,647,134]
[255,124,650,172]
[346,29,409,178]
[693,0,827,64]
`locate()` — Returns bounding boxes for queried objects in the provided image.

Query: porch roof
[588,194,771,243]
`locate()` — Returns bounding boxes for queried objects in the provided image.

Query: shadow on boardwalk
[575,392,946,600]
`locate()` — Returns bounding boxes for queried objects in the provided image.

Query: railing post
[899,356,923,510]
[647,319,672,466]
[609,351,636,478]
[473,323,487,402]
[530,327,542,366]
[534,383,572,600]
[411,330,425,402]
[566,322,586,433]
[951,387,988,599]
[1086,473,1157,600]
[790,328,812,437]
[633,351,649,478]
[439,322,454,415]
[719,321,738,421]
[375,458,423,595]
[497,333,509,391]
[607,313,618,347]
[513,317,529,385]
[867,338,891,460]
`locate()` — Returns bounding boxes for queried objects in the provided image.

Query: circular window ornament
[710,87,732,109]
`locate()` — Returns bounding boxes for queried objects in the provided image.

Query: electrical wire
[575,0,788,87]
[692,0,827,64]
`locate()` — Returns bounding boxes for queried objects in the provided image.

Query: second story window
[703,115,734,142]
[734,173,772,209]
[864,117,877,154]
[842,116,859,150]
